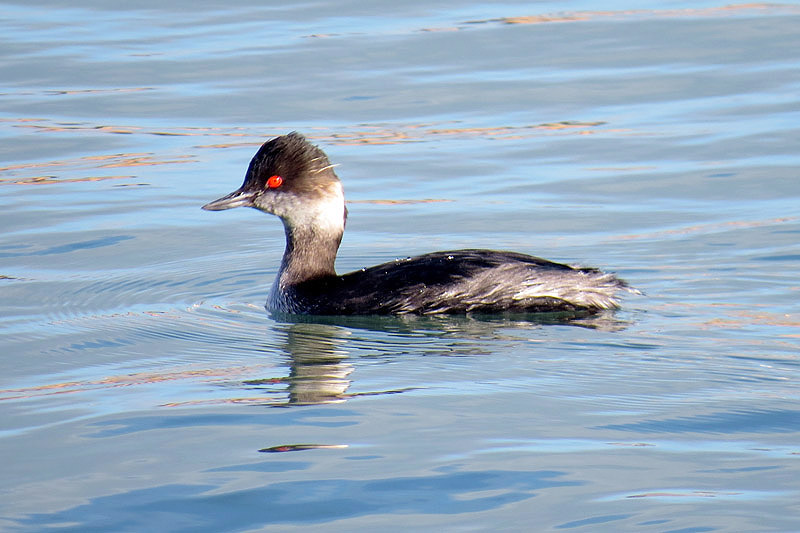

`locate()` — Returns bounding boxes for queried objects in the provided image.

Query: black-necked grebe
[203,132,635,315]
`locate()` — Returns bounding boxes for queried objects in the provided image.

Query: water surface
[2,2,799,531]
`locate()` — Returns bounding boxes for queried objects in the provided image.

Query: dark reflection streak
[259,443,347,453]
[0,235,134,258]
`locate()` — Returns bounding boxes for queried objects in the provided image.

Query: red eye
[267,175,283,189]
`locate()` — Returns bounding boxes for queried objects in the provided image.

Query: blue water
[2,1,800,531]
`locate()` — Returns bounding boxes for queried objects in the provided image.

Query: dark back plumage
[280,249,632,315]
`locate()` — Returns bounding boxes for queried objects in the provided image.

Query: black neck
[278,223,341,285]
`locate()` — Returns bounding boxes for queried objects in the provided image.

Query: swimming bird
[203,132,635,315]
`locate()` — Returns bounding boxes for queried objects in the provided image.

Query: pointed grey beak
[202,189,256,211]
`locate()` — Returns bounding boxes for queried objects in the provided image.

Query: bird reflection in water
[243,322,354,406]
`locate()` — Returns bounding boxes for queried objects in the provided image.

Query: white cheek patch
[256,182,345,240]
[293,181,346,235]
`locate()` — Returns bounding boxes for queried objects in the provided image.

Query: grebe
[203,132,634,315]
